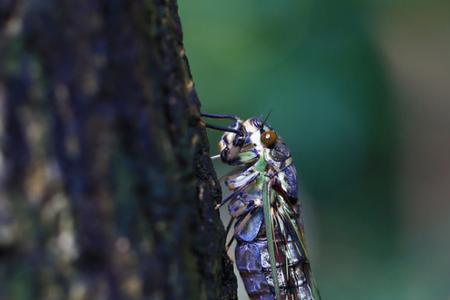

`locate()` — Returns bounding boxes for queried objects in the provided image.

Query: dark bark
[0,1,237,299]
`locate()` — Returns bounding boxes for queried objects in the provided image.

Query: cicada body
[203,113,320,300]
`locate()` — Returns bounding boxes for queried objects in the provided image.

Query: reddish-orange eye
[260,131,277,148]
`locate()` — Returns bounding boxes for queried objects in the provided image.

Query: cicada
[202,112,320,300]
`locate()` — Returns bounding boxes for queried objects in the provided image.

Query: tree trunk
[0,1,236,299]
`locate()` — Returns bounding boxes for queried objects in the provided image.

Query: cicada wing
[262,176,281,300]
[276,197,321,300]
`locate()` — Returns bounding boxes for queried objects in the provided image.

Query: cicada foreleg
[215,167,259,209]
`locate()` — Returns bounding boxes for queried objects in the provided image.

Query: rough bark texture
[0,1,237,299]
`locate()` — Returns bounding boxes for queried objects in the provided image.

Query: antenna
[260,109,273,130]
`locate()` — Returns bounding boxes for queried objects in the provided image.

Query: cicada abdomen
[202,113,320,300]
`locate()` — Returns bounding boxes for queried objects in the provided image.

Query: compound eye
[260,131,277,148]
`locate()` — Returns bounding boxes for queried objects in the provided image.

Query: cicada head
[218,118,246,164]
[219,116,293,172]
[219,117,277,165]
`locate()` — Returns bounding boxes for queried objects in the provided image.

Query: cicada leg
[215,172,259,209]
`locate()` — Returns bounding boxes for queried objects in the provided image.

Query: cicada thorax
[265,141,299,206]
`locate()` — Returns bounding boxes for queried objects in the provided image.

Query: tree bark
[0,1,236,299]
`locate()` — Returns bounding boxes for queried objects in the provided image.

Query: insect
[202,112,320,300]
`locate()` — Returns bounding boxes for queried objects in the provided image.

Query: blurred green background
[179,1,450,299]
